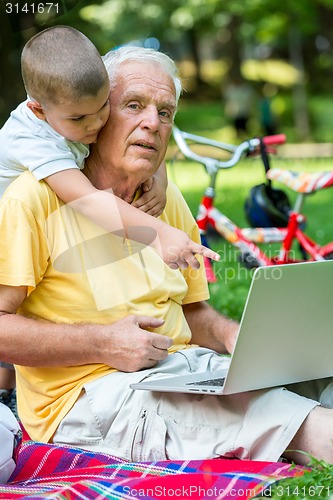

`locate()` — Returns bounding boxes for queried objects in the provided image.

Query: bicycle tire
[238,252,260,269]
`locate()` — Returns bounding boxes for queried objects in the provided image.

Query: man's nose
[141,107,160,131]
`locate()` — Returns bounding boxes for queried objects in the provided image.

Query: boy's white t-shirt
[0,99,89,197]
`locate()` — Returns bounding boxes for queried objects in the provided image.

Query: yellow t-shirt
[0,171,209,442]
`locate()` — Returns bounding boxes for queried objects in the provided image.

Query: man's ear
[26,100,47,121]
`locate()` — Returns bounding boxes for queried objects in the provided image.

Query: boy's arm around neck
[44,168,220,270]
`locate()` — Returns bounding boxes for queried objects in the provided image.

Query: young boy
[0,26,219,410]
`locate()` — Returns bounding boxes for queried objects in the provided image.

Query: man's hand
[101,315,173,372]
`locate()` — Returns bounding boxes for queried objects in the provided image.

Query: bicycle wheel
[317,242,333,260]
[238,252,260,269]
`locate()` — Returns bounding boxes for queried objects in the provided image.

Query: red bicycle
[172,126,333,282]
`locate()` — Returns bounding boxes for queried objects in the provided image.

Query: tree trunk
[187,28,206,89]
[288,25,310,141]
[224,15,243,81]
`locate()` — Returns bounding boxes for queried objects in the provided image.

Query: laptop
[130,260,333,395]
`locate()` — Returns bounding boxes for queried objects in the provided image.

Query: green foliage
[267,456,333,499]
[77,0,333,56]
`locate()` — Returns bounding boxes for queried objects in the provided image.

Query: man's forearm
[0,312,103,367]
[0,307,171,372]
[183,301,239,354]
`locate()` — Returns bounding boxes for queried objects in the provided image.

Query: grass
[267,456,333,499]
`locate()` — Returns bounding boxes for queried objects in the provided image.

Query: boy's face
[27,82,110,144]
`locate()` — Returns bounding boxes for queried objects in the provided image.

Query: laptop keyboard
[186,377,226,387]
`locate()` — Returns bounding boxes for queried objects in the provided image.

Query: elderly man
[0,46,333,466]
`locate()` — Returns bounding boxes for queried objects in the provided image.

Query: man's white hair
[102,46,182,104]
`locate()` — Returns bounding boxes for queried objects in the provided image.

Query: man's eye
[128,103,139,110]
[159,110,172,122]
[72,116,84,121]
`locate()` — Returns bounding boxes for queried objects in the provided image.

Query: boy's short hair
[21,25,109,105]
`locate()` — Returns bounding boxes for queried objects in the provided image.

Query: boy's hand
[159,225,220,270]
[133,175,166,217]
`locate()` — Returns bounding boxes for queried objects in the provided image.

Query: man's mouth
[135,142,156,151]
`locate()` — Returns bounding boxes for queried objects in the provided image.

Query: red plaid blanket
[0,440,305,499]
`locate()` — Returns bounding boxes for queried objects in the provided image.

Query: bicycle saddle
[267,168,333,193]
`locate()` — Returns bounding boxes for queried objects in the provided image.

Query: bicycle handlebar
[262,134,286,145]
[172,126,286,175]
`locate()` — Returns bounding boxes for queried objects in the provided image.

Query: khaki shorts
[53,348,322,462]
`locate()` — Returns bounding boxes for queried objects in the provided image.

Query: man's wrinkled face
[96,60,177,178]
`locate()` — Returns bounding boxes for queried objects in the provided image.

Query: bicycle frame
[172,126,333,282]
[197,188,333,282]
